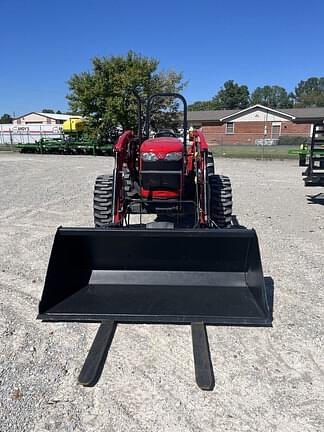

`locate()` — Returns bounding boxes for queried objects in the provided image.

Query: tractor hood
[140,137,183,154]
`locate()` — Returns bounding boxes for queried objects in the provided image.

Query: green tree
[67,51,186,139]
[188,100,217,111]
[42,109,55,113]
[294,77,324,107]
[0,113,13,124]
[212,80,250,109]
[251,85,293,108]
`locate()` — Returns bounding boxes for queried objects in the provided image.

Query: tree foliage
[294,77,324,107]
[189,80,250,111]
[188,100,218,111]
[251,85,293,109]
[42,109,55,113]
[0,113,13,124]
[67,51,186,139]
[212,80,250,109]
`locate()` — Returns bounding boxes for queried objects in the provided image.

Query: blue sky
[1,0,323,116]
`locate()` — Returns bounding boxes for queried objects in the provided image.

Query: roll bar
[145,93,188,149]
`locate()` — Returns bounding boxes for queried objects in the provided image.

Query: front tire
[209,174,232,228]
[93,175,114,227]
[207,151,215,177]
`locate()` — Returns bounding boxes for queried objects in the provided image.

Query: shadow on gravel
[306,193,324,206]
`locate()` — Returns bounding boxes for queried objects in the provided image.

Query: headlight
[141,152,158,161]
[164,152,182,161]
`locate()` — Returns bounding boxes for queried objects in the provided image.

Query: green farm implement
[17,118,112,156]
[288,143,309,166]
[17,137,112,155]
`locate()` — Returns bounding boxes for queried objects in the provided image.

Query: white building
[13,112,82,126]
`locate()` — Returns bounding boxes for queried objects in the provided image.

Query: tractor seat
[155,129,177,138]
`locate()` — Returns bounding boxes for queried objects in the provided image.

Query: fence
[202,131,310,146]
[0,124,62,147]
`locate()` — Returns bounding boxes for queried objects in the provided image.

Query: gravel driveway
[0,153,323,432]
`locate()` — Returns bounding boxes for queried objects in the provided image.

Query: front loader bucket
[38,228,272,326]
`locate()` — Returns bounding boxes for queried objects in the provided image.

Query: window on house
[226,122,234,134]
[271,123,281,138]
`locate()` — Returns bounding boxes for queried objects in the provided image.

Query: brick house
[188,105,324,144]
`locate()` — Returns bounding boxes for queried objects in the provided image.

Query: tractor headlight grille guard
[141,152,159,162]
[141,152,183,162]
[164,152,183,161]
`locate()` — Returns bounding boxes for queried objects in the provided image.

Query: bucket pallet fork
[38,93,272,390]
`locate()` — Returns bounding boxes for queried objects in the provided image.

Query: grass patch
[210,145,299,159]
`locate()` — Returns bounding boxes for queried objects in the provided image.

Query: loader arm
[187,130,210,225]
[112,130,134,224]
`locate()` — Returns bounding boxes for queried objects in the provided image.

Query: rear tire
[209,175,232,228]
[94,175,114,227]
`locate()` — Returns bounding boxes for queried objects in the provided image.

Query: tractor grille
[141,160,182,191]
[142,160,182,171]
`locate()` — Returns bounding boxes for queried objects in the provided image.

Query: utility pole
[262,110,269,161]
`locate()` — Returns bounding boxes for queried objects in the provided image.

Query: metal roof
[283,107,324,124]
[14,112,82,121]
[35,112,82,120]
[283,107,324,117]
[188,109,238,122]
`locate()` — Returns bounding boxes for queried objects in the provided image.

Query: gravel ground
[0,153,323,432]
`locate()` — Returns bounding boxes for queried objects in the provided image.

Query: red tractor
[94,93,232,229]
[38,93,271,390]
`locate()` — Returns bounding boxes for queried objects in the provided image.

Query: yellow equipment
[63,118,85,133]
